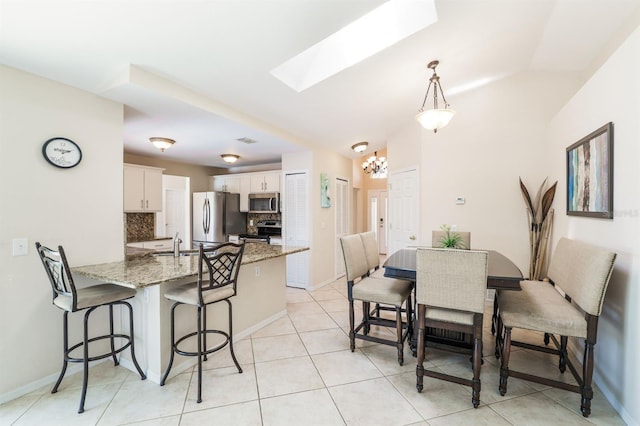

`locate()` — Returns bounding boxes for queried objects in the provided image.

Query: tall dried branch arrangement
[519,177,557,280]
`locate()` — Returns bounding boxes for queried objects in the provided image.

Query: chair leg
[494,311,503,358]
[363,301,371,335]
[196,306,203,403]
[78,308,95,414]
[415,304,426,392]
[348,299,356,352]
[558,336,568,373]
[52,312,69,394]
[123,302,146,380]
[395,306,404,366]
[226,300,242,373]
[160,303,179,386]
[109,305,119,366]
[406,293,413,339]
[471,316,482,408]
[202,303,208,362]
[499,327,512,396]
[581,341,595,417]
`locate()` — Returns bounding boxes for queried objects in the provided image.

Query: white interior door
[284,172,309,288]
[158,175,191,248]
[367,189,388,255]
[335,178,349,278]
[388,168,419,254]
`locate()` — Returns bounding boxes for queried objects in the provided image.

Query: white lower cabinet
[126,239,173,251]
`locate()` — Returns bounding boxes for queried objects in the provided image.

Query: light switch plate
[12,238,28,256]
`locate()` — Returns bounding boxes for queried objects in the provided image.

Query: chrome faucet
[173,232,182,257]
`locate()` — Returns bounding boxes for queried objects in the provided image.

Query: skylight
[271,0,438,92]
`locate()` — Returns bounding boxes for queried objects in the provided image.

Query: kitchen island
[73,243,308,383]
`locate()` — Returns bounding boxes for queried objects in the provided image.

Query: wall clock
[42,137,82,169]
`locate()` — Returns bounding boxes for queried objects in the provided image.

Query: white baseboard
[567,340,637,426]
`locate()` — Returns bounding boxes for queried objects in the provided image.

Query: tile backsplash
[125,213,155,242]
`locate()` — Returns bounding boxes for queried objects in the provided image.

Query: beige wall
[546,26,640,425]
[0,65,125,399]
[388,71,582,273]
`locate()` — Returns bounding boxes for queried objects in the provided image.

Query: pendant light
[415,60,456,132]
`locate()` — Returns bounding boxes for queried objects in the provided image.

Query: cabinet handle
[146,200,149,208]
[141,200,144,208]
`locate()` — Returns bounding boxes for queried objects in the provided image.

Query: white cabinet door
[124,164,164,212]
[250,172,280,192]
[144,168,163,211]
[250,174,266,192]
[212,176,226,192]
[239,175,251,212]
[263,172,280,192]
[124,166,145,211]
[225,176,241,193]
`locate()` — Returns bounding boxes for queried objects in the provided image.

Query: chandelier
[362,152,387,179]
[415,60,456,132]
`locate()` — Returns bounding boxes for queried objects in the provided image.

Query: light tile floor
[1,278,626,425]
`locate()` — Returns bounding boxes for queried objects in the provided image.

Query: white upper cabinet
[212,175,241,193]
[123,164,164,212]
[250,171,280,193]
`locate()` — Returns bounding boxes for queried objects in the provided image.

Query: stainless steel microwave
[249,192,279,213]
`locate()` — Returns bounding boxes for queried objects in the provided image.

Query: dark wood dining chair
[415,248,488,408]
[495,238,616,417]
[340,234,413,365]
[36,242,146,413]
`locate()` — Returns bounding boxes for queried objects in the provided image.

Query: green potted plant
[437,224,466,249]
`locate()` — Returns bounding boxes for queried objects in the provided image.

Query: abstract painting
[566,122,613,218]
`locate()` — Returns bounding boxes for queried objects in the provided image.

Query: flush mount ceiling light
[149,137,175,152]
[351,141,369,153]
[271,0,438,92]
[362,152,387,179]
[416,60,456,133]
[221,154,240,163]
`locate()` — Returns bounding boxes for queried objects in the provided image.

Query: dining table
[383,248,523,354]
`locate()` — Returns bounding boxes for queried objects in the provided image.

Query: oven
[238,220,281,245]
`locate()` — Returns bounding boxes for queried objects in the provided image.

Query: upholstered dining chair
[432,230,471,249]
[340,234,413,365]
[360,230,386,278]
[160,241,244,404]
[495,238,616,417]
[36,242,146,414]
[415,248,488,408]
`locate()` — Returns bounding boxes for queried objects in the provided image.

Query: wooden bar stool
[36,242,146,414]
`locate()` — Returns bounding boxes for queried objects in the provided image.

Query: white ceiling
[2,0,639,168]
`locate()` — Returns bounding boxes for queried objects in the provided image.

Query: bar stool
[160,242,245,403]
[35,242,146,414]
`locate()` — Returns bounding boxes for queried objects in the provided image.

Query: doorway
[335,177,349,278]
[155,175,191,249]
[367,189,388,255]
[387,168,419,254]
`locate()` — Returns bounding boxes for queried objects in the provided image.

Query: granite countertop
[73,243,309,289]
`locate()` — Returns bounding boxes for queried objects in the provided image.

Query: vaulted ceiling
[2,0,639,168]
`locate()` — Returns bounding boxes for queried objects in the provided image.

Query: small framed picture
[566,122,613,219]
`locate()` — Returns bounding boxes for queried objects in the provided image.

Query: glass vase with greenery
[438,224,466,249]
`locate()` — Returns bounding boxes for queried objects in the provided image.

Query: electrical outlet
[250,219,254,226]
[12,238,28,256]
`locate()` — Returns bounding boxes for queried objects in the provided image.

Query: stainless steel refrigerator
[192,192,246,245]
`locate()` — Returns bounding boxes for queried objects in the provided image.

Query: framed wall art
[566,122,613,219]
[320,172,331,208]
